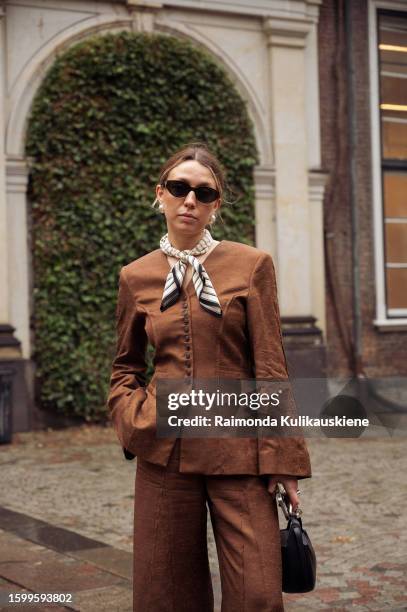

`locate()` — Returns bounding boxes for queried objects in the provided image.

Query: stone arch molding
[6,14,270,164]
[7,13,267,362]
[7,16,134,156]
[154,19,271,165]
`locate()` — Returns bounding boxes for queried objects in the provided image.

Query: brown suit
[107,239,312,479]
[107,240,312,611]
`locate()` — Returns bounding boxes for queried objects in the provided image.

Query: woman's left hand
[267,475,300,512]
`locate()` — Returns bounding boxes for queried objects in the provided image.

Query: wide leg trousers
[133,440,284,612]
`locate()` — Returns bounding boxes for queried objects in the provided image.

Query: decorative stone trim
[263,17,313,49]
[282,315,324,347]
[253,165,275,200]
[6,156,30,195]
[126,0,163,7]
[126,0,163,32]
[309,168,329,202]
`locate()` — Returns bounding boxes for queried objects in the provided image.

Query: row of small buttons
[182,297,192,377]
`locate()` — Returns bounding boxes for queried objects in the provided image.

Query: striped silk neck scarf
[160,229,222,317]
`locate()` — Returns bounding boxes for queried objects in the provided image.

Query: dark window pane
[385,222,407,262]
[383,172,407,217]
[379,12,407,160]
[386,268,407,309]
[382,119,407,157]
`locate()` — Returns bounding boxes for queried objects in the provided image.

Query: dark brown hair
[153,142,226,208]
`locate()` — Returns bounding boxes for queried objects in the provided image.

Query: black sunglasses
[163,180,220,204]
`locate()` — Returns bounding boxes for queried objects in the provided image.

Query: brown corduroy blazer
[107,240,312,478]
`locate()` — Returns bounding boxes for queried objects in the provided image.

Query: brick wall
[318,0,407,377]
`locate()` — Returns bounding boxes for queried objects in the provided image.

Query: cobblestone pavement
[0,425,406,611]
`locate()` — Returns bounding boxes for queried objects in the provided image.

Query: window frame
[369,0,407,331]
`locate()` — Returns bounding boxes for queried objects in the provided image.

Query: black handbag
[276,485,316,593]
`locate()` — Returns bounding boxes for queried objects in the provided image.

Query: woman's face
[156,160,221,239]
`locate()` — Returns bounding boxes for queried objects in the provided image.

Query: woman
[107,143,312,612]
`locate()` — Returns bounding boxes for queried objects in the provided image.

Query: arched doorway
[25,31,258,420]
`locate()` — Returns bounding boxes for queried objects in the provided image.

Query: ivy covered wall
[26,31,258,420]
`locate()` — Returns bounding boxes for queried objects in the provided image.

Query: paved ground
[0,425,406,611]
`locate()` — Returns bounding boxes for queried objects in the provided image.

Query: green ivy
[26,31,258,421]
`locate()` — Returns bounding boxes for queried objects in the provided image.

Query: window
[378,10,407,317]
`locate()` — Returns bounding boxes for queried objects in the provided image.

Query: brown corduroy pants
[133,440,284,612]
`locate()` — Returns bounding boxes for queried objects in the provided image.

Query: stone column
[6,156,31,359]
[264,16,326,377]
[0,6,20,357]
[264,17,313,317]
[254,165,276,260]
[0,5,9,326]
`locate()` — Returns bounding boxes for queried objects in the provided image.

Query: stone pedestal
[283,315,327,379]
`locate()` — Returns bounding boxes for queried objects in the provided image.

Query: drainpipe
[344,0,364,378]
